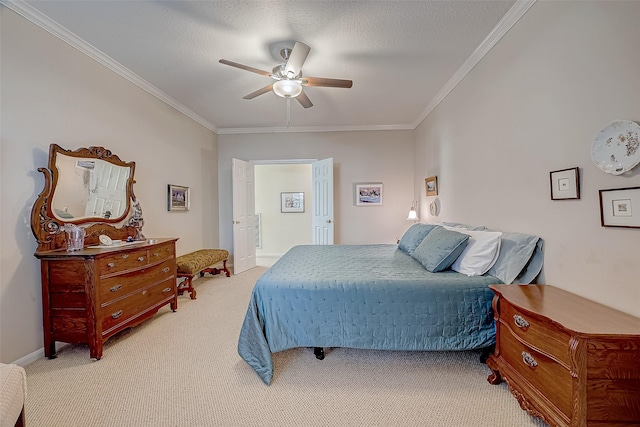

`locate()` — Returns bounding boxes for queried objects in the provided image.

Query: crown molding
[412,0,536,128]
[2,0,534,136]
[1,0,218,133]
[217,123,414,135]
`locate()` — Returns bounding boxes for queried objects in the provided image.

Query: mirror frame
[31,144,145,252]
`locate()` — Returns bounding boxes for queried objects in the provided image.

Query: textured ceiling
[19,0,517,133]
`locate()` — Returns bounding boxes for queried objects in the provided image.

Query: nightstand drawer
[500,328,572,418]
[500,298,571,366]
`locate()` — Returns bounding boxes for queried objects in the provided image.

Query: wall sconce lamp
[407,201,419,222]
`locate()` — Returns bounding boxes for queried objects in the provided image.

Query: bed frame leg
[313,347,325,360]
[480,345,495,364]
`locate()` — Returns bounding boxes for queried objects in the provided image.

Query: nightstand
[486,284,640,427]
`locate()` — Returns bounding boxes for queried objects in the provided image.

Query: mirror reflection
[51,154,131,222]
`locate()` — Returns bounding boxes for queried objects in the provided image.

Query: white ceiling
[13,0,523,133]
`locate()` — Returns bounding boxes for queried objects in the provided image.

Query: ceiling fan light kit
[220,41,352,109]
[273,80,303,98]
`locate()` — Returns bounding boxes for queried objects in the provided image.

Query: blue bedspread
[238,244,502,384]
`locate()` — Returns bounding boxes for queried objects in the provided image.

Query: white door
[232,159,256,274]
[312,158,334,245]
[84,161,129,218]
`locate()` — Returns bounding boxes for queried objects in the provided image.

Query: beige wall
[414,1,640,317]
[255,164,313,257]
[218,130,416,253]
[0,7,219,363]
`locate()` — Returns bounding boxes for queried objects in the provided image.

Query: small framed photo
[168,184,190,211]
[550,167,580,200]
[281,192,304,213]
[425,176,438,196]
[599,187,640,228]
[354,183,383,206]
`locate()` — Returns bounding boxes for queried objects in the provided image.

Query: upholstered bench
[0,363,27,427]
[176,249,230,299]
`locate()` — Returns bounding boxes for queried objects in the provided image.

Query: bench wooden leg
[177,275,197,299]
[201,260,231,278]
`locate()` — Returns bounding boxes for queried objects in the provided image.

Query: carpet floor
[24,266,548,426]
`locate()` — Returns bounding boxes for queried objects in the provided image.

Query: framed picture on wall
[168,184,190,211]
[550,167,580,200]
[425,176,438,196]
[354,183,383,206]
[281,192,304,213]
[599,186,640,228]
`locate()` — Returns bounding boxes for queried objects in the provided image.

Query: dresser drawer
[98,248,149,276]
[99,259,175,303]
[100,276,175,334]
[147,243,175,264]
[499,299,571,366]
[500,328,573,417]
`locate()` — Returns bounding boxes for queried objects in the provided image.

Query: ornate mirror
[31,144,145,252]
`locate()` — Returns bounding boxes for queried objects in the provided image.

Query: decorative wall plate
[429,201,439,216]
[591,120,640,175]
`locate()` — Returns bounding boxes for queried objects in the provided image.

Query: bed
[238,223,543,384]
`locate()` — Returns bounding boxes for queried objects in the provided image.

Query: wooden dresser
[35,238,178,360]
[487,284,640,427]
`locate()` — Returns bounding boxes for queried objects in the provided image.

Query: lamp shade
[407,207,419,221]
[273,80,303,98]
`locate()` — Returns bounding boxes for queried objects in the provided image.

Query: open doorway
[255,163,312,266]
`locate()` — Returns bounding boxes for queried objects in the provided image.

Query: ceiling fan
[219,42,353,109]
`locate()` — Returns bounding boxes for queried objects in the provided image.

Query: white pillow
[444,227,502,276]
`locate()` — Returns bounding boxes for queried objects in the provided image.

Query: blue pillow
[398,223,436,255]
[412,226,470,273]
[486,231,543,284]
[438,221,486,231]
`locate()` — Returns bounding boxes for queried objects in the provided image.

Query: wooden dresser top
[489,284,640,337]
[34,237,177,259]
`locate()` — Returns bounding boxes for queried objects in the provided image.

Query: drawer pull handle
[153,252,160,257]
[162,267,170,273]
[137,256,145,262]
[141,290,148,295]
[513,314,530,329]
[110,284,122,292]
[162,287,172,293]
[107,262,115,268]
[111,310,123,319]
[122,254,129,259]
[522,351,538,368]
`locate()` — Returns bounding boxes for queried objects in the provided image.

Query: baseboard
[256,253,283,267]
[256,252,284,259]
[12,342,69,367]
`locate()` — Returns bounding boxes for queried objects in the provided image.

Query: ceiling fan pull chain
[287,98,291,128]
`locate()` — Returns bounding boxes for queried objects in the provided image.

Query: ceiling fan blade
[302,76,353,88]
[296,90,313,109]
[243,84,274,100]
[284,42,311,77]
[219,59,272,77]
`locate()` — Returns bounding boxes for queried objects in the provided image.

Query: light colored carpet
[24,267,548,427]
